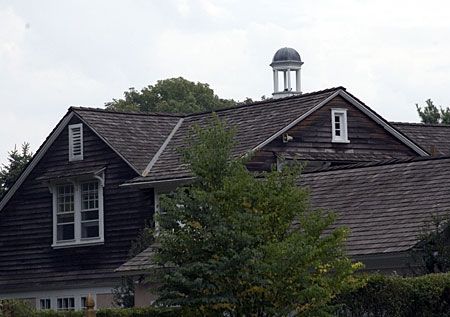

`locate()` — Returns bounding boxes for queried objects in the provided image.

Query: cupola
[270,47,303,98]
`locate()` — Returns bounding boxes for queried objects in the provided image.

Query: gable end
[252,89,429,157]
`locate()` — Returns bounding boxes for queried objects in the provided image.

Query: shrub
[335,273,450,317]
[0,299,35,317]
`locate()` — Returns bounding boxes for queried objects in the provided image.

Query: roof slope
[73,108,182,174]
[392,122,450,155]
[129,87,342,183]
[299,156,450,256]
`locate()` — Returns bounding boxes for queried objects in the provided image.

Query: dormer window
[69,124,83,161]
[331,109,349,143]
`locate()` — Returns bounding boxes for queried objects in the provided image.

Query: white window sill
[331,139,350,144]
[52,239,104,249]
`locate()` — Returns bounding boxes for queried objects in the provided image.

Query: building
[0,48,448,309]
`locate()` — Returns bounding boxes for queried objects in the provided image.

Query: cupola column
[273,69,279,93]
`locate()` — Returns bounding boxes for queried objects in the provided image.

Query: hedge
[0,305,178,317]
[3,273,450,316]
[335,273,450,317]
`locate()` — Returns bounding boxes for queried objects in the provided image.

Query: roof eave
[0,111,75,211]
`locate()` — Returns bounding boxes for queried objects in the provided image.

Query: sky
[2,0,450,164]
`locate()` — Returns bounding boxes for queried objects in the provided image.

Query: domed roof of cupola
[271,47,302,64]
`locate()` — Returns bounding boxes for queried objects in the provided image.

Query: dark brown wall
[0,115,154,292]
[248,96,419,171]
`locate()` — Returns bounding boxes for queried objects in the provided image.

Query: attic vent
[69,123,83,161]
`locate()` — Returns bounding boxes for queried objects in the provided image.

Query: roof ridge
[391,121,450,127]
[70,106,183,118]
[183,86,347,118]
[70,87,346,119]
[303,155,450,174]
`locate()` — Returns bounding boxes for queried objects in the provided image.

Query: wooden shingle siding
[0,116,154,292]
[247,96,418,171]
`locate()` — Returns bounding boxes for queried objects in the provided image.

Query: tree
[0,143,33,199]
[416,99,450,124]
[155,116,362,316]
[416,214,450,273]
[105,77,238,114]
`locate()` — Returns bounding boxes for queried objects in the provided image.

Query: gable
[0,115,153,291]
[0,111,142,211]
[248,95,421,171]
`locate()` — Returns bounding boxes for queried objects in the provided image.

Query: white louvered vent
[69,124,83,161]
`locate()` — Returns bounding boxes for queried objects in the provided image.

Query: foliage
[0,143,33,199]
[1,306,177,317]
[335,273,450,317]
[105,77,237,114]
[96,307,178,317]
[417,214,450,273]
[154,116,361,316]
[0,299,35,317]
[416,99,450,124]
[113,226,155,308]
[33,310,82,317]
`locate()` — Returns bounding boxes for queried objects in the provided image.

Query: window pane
[335,129,341,136]
[40,299,51,310]
[335,115,340,123]
[57,213,74,224]
[57,224,74,240]
[82,210,98,221]
[57,297,75,311]
[82,182,99,210]
[82,221,99,238]
[57,184,74,213]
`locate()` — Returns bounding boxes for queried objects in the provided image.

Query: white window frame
[51,174,104,248]
[331,108,349,143]
[69,123,84,161]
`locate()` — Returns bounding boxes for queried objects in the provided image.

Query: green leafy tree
[105,77,237,114]
[416,214,450,273]
[155,116,362,316]
[416,99,450,124]
[0,143,33,199]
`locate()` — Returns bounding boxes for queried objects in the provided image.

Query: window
[69,123,83,161]
[39,299,51,310]
[57,297,75,311]
[52,179,104,247]
[331,109,349,143]
[81,296,87,310]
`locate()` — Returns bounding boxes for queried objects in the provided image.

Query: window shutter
[69,124,83,161]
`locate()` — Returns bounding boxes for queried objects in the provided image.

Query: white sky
[2,0,450,165]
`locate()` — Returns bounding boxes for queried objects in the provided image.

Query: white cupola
[270,47,303,98]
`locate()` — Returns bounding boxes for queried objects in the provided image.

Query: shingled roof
[132,87,341,183]
[392,122,450,155]
[299,156,450,256]
[118,156,450,274]
[72,108,182,174]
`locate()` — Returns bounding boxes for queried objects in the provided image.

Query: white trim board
[252,89,429,157]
